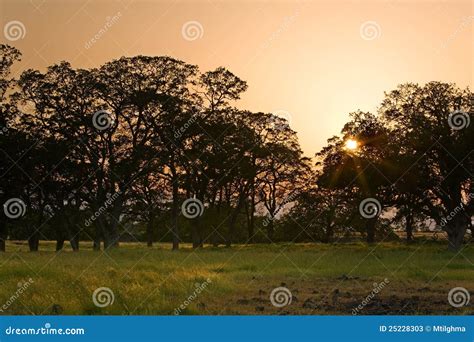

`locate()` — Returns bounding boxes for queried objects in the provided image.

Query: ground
[0,241,472,315]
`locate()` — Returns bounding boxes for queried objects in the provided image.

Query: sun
[344,138,359,151]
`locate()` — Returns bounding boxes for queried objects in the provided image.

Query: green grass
[0,241,472,315]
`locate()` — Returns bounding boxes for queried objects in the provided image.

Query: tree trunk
[446,215,467,251]
[191,220,201,249]
[93,238,101,251]
[226,211,238,248]
[65,216,80,251]
[55,215,66,252]
[247,182,256,243]
[100,217,114,250]
[146,214,154,247]
[324,223,334,243]
[56,239,65,251]
[171,181,179,251]
[28,232,39,252]
[29,207,44,252]
[366,218,376,243]
[405,214,414,242]
[70,234,79,251]
[211,188,223,247]
[107,197,122,249]
[93,222,102,251]
[226,191,246,247]
[267,219,275,241]
[0,219,6,252]
[103,229,117,249]
[247,203,255,242]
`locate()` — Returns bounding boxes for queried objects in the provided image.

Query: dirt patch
[201,277,473,315]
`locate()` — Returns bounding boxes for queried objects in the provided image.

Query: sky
[1,0,472,156]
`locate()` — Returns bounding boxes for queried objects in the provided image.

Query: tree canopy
[0,44,472,252]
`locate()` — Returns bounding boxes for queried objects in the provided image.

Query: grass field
[0,241,473,315]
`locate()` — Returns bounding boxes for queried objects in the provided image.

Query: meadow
[0,241,472,316]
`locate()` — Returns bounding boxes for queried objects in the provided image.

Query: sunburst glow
[344,139,359,151]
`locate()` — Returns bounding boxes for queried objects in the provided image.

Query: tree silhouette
[1,45,472,252]
[380,82,473,250]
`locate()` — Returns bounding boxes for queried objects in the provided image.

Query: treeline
[0,44,472,252]
[0,45,309,251]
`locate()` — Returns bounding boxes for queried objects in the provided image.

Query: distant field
[0,241,472,315]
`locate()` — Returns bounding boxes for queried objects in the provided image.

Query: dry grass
[0,241,472,315]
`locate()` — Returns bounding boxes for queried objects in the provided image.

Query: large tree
[379,82,473,250]
[316,111,391,243]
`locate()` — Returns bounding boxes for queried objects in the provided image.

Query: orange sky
[1,0,472,156]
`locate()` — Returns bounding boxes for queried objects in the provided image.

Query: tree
[316,111,392,243]
[0,44,23,252]
[380,82,473,250]
[256,113,309,240]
